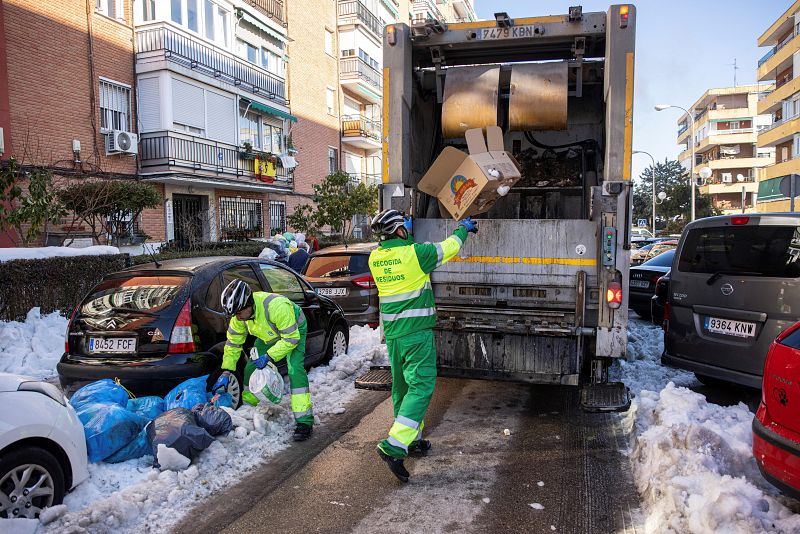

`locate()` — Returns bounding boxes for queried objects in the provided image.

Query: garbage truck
[357,5,636,411]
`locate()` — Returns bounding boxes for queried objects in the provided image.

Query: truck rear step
[579,382,631,413]
[355,366,392,391]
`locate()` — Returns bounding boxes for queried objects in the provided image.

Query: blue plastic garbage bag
[70,379,129,411]
[127,396,165,421]
[105,425,152,463]
[147,408,214,467]
[212,392,233,409]
[163,376,209,411]
[76,403,148,462]
[191,404,232,436]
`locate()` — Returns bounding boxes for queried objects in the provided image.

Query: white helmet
[221,279,253,316]
[371,209,405,237]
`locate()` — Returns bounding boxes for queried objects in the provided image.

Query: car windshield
[642,249,674,267]
[304,254,370,278]
[678,225,800,277]
[81,275,190,316]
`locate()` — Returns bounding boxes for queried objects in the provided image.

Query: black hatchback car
[57,257,349,406]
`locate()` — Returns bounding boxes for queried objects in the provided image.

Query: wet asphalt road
[176,378,642,534]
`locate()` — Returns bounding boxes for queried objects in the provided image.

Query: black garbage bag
[191,403,233,437]
[146,408,214,467]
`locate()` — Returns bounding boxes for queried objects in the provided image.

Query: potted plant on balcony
[239,142,256,160]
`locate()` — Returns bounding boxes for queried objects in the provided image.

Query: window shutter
[138,77,161,132]
[114,0,124,19]
[172,79,205,129]
[206,91,236,143]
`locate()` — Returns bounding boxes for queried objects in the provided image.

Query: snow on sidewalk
[39,325,387,534]
[0,246,120,263]
[620,319,800,534]
[0,307,66,379]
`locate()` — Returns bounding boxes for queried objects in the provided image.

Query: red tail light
[662,302,670,332]
[606,282,623,309]
[64,303,80,353]
[619,5,629,28]
[731,216,750,225]
[169,300,196,354]
[352,274,376,289]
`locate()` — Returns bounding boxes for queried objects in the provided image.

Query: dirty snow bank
[621,319,800,534]
[42,325,386,534]
[0,246,120,262]
[0,307,66,379]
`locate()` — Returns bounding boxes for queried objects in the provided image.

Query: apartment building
[412,0,476,23]
[756,1,800,212]
[675,85,774,215]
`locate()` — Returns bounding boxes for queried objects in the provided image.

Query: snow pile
[0,307,66,379]
[43,325,386,534]
[621,319,800,533]
[0,245,120,262]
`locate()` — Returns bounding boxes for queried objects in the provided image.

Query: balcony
[758,30,800,82]
[412,0,444,22]
[340,57,382,102]
[341,115,381,150]
[758,114,800,147]
[249,0,286,27]
[136,23,287,105]
[337,1,384,40]
[140,132,293,190]
[762,155,800,181]
[758,76,800,115]
[692,156,774,173]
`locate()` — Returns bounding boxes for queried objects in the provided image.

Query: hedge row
[129,242,266,265]
[0,254,131,322]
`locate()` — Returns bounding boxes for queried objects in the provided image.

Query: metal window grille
[99,79,131,132]
[269,201,286,234]
[219,197,264,240]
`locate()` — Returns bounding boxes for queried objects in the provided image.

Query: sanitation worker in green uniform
[213,279,314,442]
[368,209,478,482]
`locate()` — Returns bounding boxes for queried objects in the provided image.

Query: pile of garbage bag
[69,376,233,467]
[258,231,306,264]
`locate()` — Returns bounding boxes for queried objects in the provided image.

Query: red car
[753,321,800,498]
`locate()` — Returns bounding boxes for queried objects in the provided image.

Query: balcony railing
[412,0,444,22]
[136,24,287,105]
[338,1,384,37]
[140,133,293,185]
[341,115,381,140]
[677,124,688,136]
[340,57,382,89]
[759,29,798,67]
[249,0,285,26]
[346,173,382,187]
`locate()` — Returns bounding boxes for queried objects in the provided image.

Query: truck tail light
[606,282,623,309]
[731,216,750,225]
[386,24,396,45]
[619,5,629,28]
[65,303,80,353]
[169,300,196,354]
[352,274,376,289]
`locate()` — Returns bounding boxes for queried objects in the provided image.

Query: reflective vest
[222,292,306,371]
[369,227,468,340]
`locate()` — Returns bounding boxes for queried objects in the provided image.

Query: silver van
[662,214,800,388]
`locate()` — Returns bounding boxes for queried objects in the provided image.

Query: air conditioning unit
[722,173,733,183]
[105,130,138,155]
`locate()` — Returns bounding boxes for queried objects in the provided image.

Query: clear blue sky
[473,0,787,183]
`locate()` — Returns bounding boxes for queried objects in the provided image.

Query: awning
[243,98,298,122]
[710,117,751,122]
[758,176,786,202]
[236,8,288,43]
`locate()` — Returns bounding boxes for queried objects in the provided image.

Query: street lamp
[655,103,697,221]
[657,191,668,203]
[633,150,657,236]
[737,173,746,214]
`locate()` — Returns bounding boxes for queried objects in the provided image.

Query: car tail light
[606,282,623,309]
[731,216,750,225]
[169,300,196,354]
[352,274,376,289]
[662,302,670,333]
[654,276,667,299]
[65,303,80,353]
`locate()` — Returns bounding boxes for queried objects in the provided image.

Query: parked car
[662,214,800,388]
[0,373,89,518]
[631,240,677,266]
[57,257,350,406]
[628,249,674,320]
[631,228,654,240]
[302,243,379,327]
[630,244,654,264]
[753,321,800,498]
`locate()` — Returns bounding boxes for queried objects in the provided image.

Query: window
[328,147,339,173]
[237,39,257,64]
[262,123,283,153]
[729,121,740,130]
[262,48,284,78]
[96,0,124,19]
[324,29,334,55]
[341,49,355,57]
[187,0,199,32]
[305,254,371,278]
[219,197,264,239]
[326,87,336,115]
[212,266,262,312]
[203,1,229,46]
[358,49,379,70]
[218,5,230,46]
[171,0,182,23]
[204,0,215,39]
[99,79,131,132]
[239,104,284,152]
[269,201,286,233]
[141,0,155,21]
[259,264,304,302]
[239,109,261,148]
[83,276,189,316]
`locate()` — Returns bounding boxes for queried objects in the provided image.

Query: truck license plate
[477,25,540,40]
[88,337,137,353]
[630,280,649,289]
[318,288,347,297]
[704,317,756,338]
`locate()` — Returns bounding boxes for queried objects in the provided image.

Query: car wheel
[0,446,65,519]
[207,364,245,409]
[695,373,729,388]
[323,323,349,364]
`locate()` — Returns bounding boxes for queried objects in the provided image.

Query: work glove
[212,371,234,393]
[458,216,478,234]
[254,354,270,370]
[403,216,413,233]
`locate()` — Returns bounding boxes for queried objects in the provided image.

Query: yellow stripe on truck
[450,256,597,267]
[622,51,635,180]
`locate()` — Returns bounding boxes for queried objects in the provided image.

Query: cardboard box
[418,126,522,220]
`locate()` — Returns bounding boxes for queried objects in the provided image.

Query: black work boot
[377,449,409,483]
[409,439,432,456]
[293,423,313,442]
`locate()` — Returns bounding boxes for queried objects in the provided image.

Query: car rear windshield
[642,249,674,267]
[81,275,190,316]
[304,254,370,278]
[678,225,800,277]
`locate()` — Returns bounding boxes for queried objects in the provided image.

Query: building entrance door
[173,194,205,248]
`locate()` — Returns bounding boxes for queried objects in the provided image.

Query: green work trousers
[378,329,437,459]
[245,321,313,426]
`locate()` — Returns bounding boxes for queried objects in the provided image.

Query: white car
[0,373,88,519]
